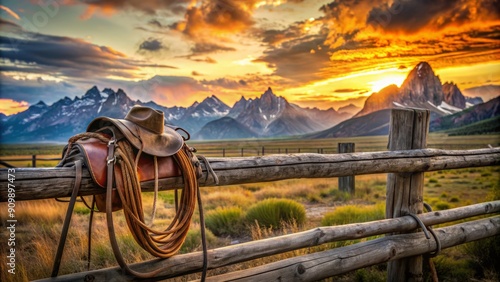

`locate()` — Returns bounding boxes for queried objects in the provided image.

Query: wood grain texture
[337,143,355,194]
[1,147,499,202]
[387,109,430,282]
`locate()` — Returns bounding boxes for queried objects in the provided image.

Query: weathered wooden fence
[1,108,499,281]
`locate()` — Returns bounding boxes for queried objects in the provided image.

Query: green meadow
[0,134,499,281]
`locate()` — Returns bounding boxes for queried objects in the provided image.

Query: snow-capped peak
[439,101,462,112]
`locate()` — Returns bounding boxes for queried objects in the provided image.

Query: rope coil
[53,131,209,280]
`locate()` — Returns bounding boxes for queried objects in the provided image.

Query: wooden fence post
[338,143,355,194]
[32,155,37,167]
[386,108,430,282]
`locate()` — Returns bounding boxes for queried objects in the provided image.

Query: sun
[369,75,406,93]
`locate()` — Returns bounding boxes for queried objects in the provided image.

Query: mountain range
[195,87,350,139]
[0,86,349,142]
[308,62,499,139]
[1,62,498,143]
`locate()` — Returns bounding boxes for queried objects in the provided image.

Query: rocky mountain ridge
[355,62,478,117]
[307,96,499,139]
[1,86,349,142]
[195,87,350,139]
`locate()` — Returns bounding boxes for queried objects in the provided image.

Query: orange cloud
[0,5,20,20]
[0,99,29,115]
[300,0,500,79]
[172,0,257,40]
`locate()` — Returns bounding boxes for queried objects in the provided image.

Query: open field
[1,133,499,163]
[0,135,499,281]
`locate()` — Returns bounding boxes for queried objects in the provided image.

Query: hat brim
[87,117,183,157]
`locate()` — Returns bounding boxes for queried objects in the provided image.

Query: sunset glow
[369,75,407,93]
[0,99,29,115]
[0,0,498,114]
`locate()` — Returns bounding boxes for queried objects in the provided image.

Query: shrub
[179,228,217,253]
[432,256,476,281]
[245,198,306,229]
[435,201,450,210]
[354,266,386,282]
[450,197,460,203]
[429,178,438,183]
[464,236,500,279]
[205,207,246,237]
[321,204,385,226]
[324,189,351,201]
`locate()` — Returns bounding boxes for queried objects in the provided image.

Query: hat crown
[125,106,164,134]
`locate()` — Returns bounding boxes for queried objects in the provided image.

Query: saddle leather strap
[53,131,211,280]
[51,160,83,277]
[87,196,96,271]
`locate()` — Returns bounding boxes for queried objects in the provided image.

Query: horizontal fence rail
[1,147,499,202]
[207,217,500,281]
[34,201,500,281]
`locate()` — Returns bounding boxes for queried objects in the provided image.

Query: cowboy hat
[87,105,183,157]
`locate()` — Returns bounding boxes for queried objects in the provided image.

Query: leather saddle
[52,109,209,279]
[59,132,187,211]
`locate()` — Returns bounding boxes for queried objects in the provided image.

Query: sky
[0,0,499,115]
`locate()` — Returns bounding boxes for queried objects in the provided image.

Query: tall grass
[245,198,306,229]
[321,203,385,226]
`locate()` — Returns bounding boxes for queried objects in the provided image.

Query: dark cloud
[148,19,164,28]
[260,22,304,46]
[367,0,500,34]
[0,33,176,79]
[139,38,165,52]
[0,18,19,29]
[255,34,330,84]
[191,42,236,55]
[201,77,247,89]
[0,73,79,105]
